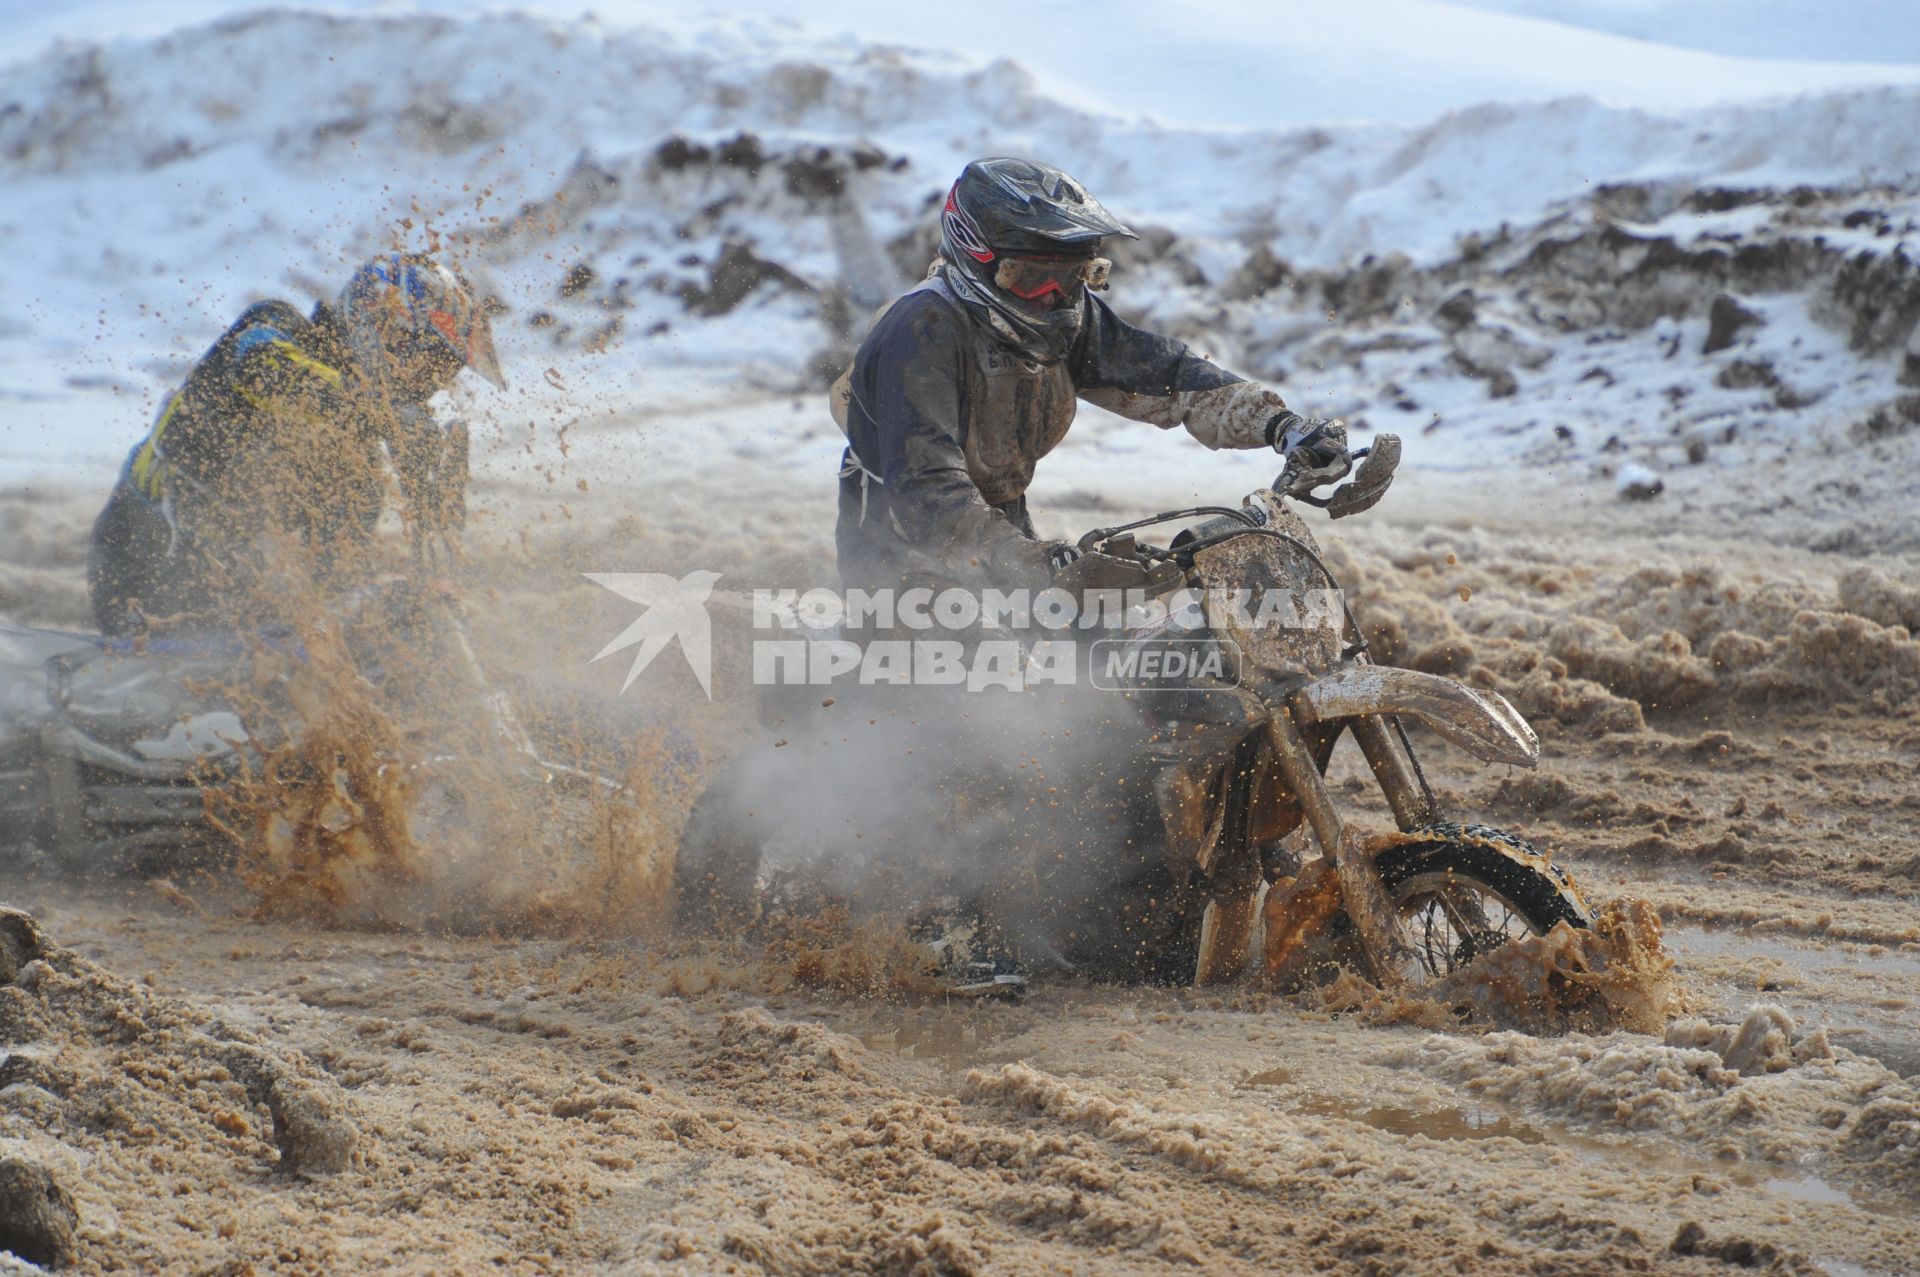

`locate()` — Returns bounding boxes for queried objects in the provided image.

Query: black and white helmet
[938,157,1134,362]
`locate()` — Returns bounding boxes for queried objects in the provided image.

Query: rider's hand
[1267,412,1353,498]
[987,538,1066,592]
[1045,542,1083,572]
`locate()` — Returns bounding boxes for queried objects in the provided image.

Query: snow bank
[8,0,1920,130]
[3,7,1919,496]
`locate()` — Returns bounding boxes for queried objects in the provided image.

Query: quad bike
[0,567,615,876]
[677,444,1593,993]
[1,624,248,868]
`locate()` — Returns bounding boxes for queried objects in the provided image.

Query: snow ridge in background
[7,0,1920,127]
[1,5,1918,513]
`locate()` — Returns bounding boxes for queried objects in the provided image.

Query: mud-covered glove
[1267,412,1352,498]
[1052,550,1157,625]
[986,537,1069,592]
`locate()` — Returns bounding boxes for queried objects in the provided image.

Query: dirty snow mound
[1336,542,1920,734]
[0,906,357,1267]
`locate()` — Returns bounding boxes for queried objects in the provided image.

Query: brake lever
[1274,441,1367,495]
[1325,435,1400,518]
[1286,446,1369,508]
[1282,437,1401,518]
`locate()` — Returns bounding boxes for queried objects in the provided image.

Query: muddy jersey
[833,270,1288,590]
[88,300,409,633]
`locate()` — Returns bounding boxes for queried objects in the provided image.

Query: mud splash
[781,915,946,1000]
[199,572,699,934]
[204,614,420,922]
[1315,898,1678,1035]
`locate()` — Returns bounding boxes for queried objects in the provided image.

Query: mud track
[3,459,1919,1275]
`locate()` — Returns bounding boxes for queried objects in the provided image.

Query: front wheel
[1372,822,1592,984]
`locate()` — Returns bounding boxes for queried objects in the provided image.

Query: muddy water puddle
[1244,1066,1548,1143]
[1241,1065,1890,1219]
[860,1018,1026,1072]
[1667,922,1920,1075]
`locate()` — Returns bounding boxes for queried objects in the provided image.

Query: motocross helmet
[938,157,1134,362]
[337,255,507,401]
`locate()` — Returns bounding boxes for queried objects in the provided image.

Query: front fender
[1287,665,1539,768]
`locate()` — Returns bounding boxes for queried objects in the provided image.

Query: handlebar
[1074,495,1353,621]
[1076,439,1388,565]
[1075,505,1263,559]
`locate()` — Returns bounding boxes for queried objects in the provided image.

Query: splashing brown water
[196,582,421,923]
[1315,898,1679,1034]
[195,557,700,933]
[772,908,948,1000]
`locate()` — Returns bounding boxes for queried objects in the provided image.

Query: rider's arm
[1069,294,1289,450]
[388,403,467,534]
[850,294,1051,586]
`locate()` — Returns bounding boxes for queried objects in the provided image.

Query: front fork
[1193,708,1421,989]
[1263,707,1415,989]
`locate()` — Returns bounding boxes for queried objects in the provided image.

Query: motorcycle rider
[87,255,506,636]
[810,159,1400,987]
[832,156,1387,598]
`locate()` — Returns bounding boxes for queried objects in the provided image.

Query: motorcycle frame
[1126,487,1536,991]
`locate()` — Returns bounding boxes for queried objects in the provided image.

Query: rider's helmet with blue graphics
[938,157,1135,362]
[336,255,507,401]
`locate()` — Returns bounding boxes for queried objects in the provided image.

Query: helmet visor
[992,254,1112,311]
[460,310,508,390]
[424,303,507,390]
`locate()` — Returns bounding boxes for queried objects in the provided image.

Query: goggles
[992,254,1113,307]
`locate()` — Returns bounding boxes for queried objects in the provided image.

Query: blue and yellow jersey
[121,299,348,505]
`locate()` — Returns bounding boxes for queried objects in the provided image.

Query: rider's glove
[987,538,1067,591]
[1045,542,1083,572]
[1267,412,1353,498]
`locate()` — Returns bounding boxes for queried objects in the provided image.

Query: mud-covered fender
[1287,665,1539,768]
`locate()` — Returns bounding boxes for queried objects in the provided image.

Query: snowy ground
[3,5,1920,1275]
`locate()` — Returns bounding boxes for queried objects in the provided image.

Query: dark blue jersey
[834,269,1288,589]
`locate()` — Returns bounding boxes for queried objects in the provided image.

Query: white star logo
[585,570,722,698]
